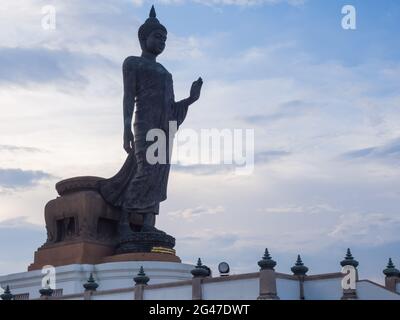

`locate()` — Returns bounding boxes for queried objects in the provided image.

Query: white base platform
[0,261,194,300]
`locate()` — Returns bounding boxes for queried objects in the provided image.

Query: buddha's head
[138,6,167,56]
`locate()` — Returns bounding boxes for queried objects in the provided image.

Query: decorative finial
[150,5,156,18]
[191,258,209,278]
[83,273,99,291]
[383,258,400,278]
[1,285,14,300]
[258,248,277,271]
[134,266,150,285]
[291,255,309,276]
[340,248,359,268]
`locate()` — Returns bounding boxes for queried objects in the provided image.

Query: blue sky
[0,0,400,284]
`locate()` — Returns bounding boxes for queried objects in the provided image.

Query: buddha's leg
[141,203,163,233]
[118,210,134,239]
[143,212,156,227]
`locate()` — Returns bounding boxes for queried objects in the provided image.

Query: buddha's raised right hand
[189,77,203,103]
[123,129,134,153]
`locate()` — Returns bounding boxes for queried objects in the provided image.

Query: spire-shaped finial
[83,273,99,291]
[291,255,309,276]
[150,5,156,18]
[138,266,145,276]
[263,248,271,260]
[134,266,150,285]
[258,248,277,270]
[383,258,400,278]
[1,285,13,300]
[191,258,209,278]
[340,248,359,268]
[295,255,304,266]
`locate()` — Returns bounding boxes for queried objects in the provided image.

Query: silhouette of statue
[98,6,203,239]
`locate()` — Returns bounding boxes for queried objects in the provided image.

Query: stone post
[134,284,145,300]
[340,249,359,300]
[291,255,309,300]
[83,273,99,300]
[383,258,400,293]
[1,285,14,300]
[39,281,54,300]
[134,266,149,300]
[257,249,279,300]
[190,258,209,300]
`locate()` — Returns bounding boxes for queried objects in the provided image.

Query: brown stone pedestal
[28,241,114,271]
[29,176,180,271]
[29,241,181,271]
[102,252,181,264]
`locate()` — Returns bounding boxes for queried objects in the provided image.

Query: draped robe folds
[98,56,190,215]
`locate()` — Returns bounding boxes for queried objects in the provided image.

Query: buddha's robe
[98,56,190,214]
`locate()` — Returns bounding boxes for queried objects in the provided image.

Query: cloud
[342,138,400,162]
[0,47,108,87]
[173,163,233,175]
[328,213,400,246]
[255,150,290,163]
[258,203,340,215]
[0,216,42,230]
[172,150,289,175]
[241,100,316,125]
[0,145,43,153]
[0,216,45,275]
[0,168,53,190]
[168,205,225,220]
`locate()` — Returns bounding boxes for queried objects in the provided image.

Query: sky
[0,0,399,284]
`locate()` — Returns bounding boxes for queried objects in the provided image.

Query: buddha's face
[145,29,167,56]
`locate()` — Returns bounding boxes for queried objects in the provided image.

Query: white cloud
[328,213,400,246]
[168,205,225,220]
[259,203,340,215]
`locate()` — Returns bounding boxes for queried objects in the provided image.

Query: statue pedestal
[29,244,181,271]
[28,240,114,271]
[29,177,180,271]
[117,231,176,254]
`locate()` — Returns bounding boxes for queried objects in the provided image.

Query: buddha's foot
[140,225,165,234]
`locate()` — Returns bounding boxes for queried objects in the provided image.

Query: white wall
[202,278,259,300]
[303,278,343,300]
[357,281,400,300]
[144,285,192,300]
[277,279,300,300]
[0,261,193,299]
[92,291,134,300]
[3,265,400,300]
